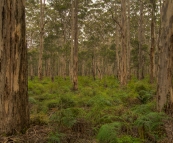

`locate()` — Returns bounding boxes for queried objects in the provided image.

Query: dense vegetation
[28,76,168,143]
[0,0,173,142]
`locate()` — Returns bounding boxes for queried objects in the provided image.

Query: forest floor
[0,76,172,143]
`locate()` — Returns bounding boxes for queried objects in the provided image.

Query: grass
[28,76,167,143]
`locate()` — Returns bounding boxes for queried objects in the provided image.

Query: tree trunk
[127,0,131,80]
[157,1,173,112]
[120,0,128,85]
[115,27,120,79]
[0,0,29,135]
[30,56,34,80]
[70,0,74,80]
[138,1,144,80]
[38,0,45,80]
[92,54,96,80]
[150,1,156,83]
[72,0,78,90]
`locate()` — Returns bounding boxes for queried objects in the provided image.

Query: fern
[134,112,165,131]
[97,122,122,143]
[48,132,64,143]
[132,102,155,115]
[117,135,142,143]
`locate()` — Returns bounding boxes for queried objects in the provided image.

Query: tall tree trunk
[70,0,74,80]
[138,1,144,80]
[71,0,78,90]
[0,0,29,135]
[156,0,162,83]
[127,0,131,80]
[115,27,120,79]
[92,53,96,80]
[51,55,55,82]
[150,1,156,83]
[38,0,45,80]
[120,0,128,85]
[30,56,34,80]
[157,1,173,112]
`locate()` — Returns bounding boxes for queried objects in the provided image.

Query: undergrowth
[28,76,167,143]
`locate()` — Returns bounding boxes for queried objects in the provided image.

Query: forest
[0,0,173,142]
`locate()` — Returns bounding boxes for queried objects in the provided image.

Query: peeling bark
[0,0,29,135]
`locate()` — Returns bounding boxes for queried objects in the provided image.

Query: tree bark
[0,0,29,135]
[71,0,78,90]
[157,1,173,112]
[120,0,128,85]
[38,0,45,80]
[138,1,144,80]
[127,0,131,80]
[70,0,74,80]
[30,56,34,80]
[150,1,156,83]
[115,27,120,79]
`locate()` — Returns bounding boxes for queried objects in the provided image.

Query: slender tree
[157,1,173,112]
[38,0,46,80]
[150,0,156,83]
[138,0,144,80]
[71,0,78,90]
[0,0,29,135]
[127,0,131,80]
[120,0,128,85]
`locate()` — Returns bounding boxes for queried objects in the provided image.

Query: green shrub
[37,104,49,113]
[33,89,42,95]
[28,81,35,90]
[51,108,76,128]
[137,90,153,104]
[117,135,142,143]
[132,102,155,115]
[62,86,70,93]
[97,122,122,143]
[134,112,165,132]
[46,100,59,109]
[30,113,49,125]
[29,97,37,104]
[48,132,64,143]
[59,94,77,108]
[80,87,94,96]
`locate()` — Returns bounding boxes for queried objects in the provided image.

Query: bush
[117,135,142,143]
[29,97,37,104]
[97,122,122,143]
[30,113,49,125]
[59,94,77,108]
[46,99,59,109]
[48,132,64,143]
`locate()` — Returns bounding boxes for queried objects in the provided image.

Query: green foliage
[137,90,153,104]
[50,108,86,128]
[30,113,49,125]
[117,135,142,143]
[28,77,167,142]
[48,132,64,143]
[127,78,155,104]
[97,122,122,143]
[46,99,59,109]
[29,97,37,104]
[134,112,165,132]
[59,93,77,108]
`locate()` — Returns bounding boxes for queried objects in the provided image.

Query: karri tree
[38,0,46,80]
[71,0,78,90]
[157,1,173,112]
[0,1,29,134]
